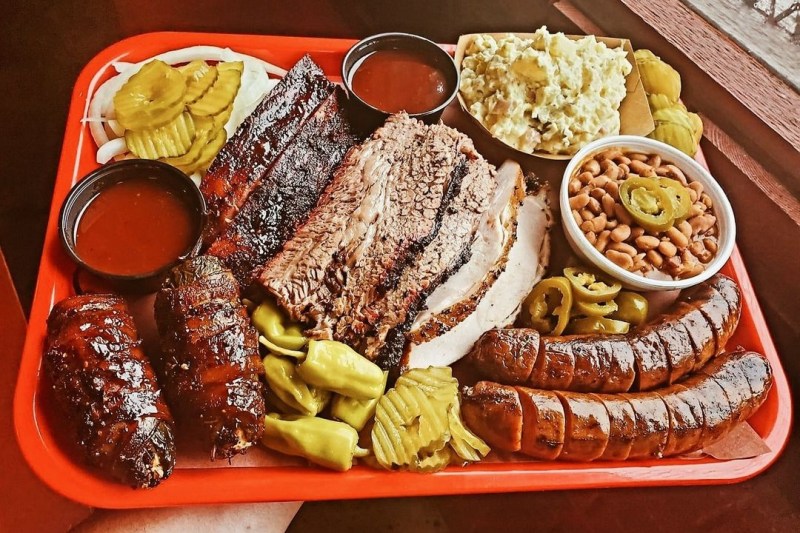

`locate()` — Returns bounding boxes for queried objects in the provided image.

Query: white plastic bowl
[560,135,736,291]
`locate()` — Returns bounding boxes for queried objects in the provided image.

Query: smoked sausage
[465,274,742,393]
[460,349,772,461]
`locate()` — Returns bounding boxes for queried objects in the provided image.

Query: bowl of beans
[560,135,736,291]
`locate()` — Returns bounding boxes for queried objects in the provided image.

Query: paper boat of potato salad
[454,32,655,161]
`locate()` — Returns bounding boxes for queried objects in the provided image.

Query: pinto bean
[635,235,660,251]
[594,230,611,253]
[585,159,601,176]
[665,226,689,249]
[606,249,634,270]
[610,224,631,243]
[569,193,590,210]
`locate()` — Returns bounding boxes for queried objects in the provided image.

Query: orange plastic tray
[14,32,793,508]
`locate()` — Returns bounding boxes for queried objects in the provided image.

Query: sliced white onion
[85,45,286,164]
[107,119,124,137]
[96,137,128,164]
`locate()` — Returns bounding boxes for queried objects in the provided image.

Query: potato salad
[460,28,631,155]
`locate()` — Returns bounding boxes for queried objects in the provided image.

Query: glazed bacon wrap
[44,294,175,488]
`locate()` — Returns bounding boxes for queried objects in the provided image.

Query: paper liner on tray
[453,32,655,161]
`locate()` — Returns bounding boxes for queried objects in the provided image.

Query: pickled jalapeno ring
[569,316,631,335]
[526,276,573,335]
[619,176,675,232]
[610,291,649,326]
[575,298,619,318]
[658,177,692,222]
[563,267,622,303]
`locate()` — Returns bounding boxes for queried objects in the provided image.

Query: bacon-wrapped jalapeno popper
[44,294,175,488]
[154,255,266,459]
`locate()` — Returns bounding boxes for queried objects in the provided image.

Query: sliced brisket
[260,113,496,363]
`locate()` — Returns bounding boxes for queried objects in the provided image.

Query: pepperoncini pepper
[262,355,330,416]
[262,413,369,471]
[296,340,386,400]
[525,276,573,335]
[619,176,675,232]
[331,371,388,431]
[563,267,622,303]
[569,317,631,335]
[252,299,308,353]
[610,291,649,326]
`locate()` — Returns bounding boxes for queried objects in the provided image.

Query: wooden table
[2,1,798,530]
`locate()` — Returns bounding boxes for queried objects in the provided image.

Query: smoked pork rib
[154,256,266,459]
[200,55,334,244]
[207,87,359,286]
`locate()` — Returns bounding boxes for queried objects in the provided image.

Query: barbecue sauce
[75,177,195,275]
[350,49,448,114]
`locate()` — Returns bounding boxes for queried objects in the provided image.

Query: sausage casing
[518,387,565,460]
[45,294,175,488]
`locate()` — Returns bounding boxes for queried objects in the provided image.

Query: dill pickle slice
[114,60,186,131]
[187,61,243,117]
[179,60,218,104]
[411,446,452,473]
[176,127,226,174]
[161,127,212,168]
[447,401,491,462]
[125,112,196,159]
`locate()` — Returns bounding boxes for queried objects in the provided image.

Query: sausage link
[465,275,742,393]
[460,350,772,461]
[460,382,523,452]
[45,294,175,488]
[518,387,565,460]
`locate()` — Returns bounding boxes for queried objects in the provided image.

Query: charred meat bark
[154,256,265,459]
[44,294,175,488]
[207,87,359,287]
[200,55,334,244]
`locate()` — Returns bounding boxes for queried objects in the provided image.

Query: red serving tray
[14,32,793,508]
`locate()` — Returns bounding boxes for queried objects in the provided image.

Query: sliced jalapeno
[610,291,649,326]
[658,178,692,222]
[575,298,618,317]
[525,276,572,336]
[620,176,675,232]
[563,267,621,303]
[569,317,631,335]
